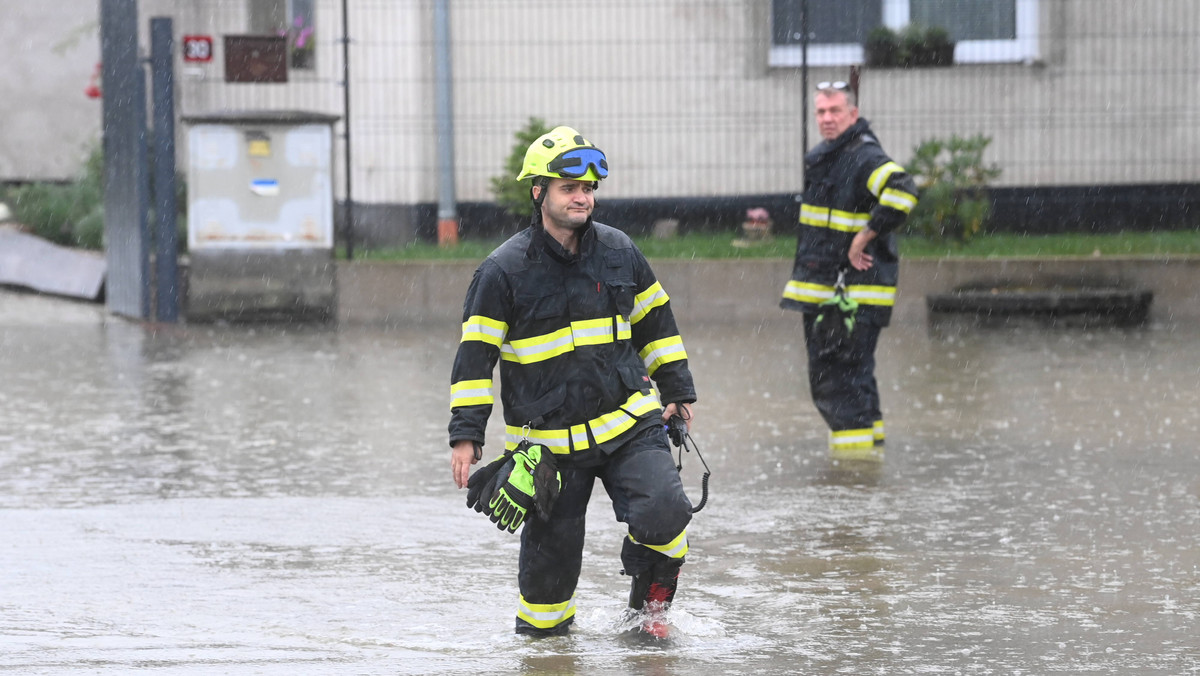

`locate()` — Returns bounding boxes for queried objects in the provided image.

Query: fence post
[151,17,179,322]
[100,0,151,319]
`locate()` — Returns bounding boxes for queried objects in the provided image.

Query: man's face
[537,178,595,231]
[815,90,859,141]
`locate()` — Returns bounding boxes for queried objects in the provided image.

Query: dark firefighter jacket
[780,118,919,326]
[449,221,696,466]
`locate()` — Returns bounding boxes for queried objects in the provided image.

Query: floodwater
[2,290,1198,675]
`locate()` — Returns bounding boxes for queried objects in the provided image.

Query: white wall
[0,0,102,181]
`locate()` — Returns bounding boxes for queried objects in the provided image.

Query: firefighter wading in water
[780,82,919,460]
[448,126,697,637]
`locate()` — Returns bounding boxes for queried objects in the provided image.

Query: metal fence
[152,0,1200,241]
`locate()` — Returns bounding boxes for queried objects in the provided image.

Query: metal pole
[433,0,459,246]
[150,17,179,322]
[340,0,355,260]
[99,0,151,319]
[800,0,810,156]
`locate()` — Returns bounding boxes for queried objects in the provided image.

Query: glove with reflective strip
[486,444,561,533]
[465,448,515,513]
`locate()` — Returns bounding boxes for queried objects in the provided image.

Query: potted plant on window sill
[865,24,955,68]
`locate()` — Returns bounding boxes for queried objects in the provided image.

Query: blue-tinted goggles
[547,147,609,179]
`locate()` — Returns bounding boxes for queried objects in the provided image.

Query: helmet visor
[546,147,609,180]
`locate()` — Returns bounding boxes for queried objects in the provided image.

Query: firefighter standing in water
[448,126,697,637]
[781,82,919,460]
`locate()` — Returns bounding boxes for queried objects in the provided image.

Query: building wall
[5,0,1197,226]
[0,0,102,182]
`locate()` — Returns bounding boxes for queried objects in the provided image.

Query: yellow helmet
[516,126,609,182]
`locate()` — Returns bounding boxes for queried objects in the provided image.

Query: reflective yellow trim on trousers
[500,315,631,364]
[449,379,493,409]
[639,335,687,376]
[799,204,870,233]
[631,282,669,325]
[867,161,904,197]
[517,594,576,629]
[781,281,895,307]
[873,419,885,442]
[504,390,662,454]
[880,188,917,214]
[461,315,507,347]
[830,428,875,450]
[630,528,689,559]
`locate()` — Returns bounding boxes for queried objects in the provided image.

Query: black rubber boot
[627,559,682,611]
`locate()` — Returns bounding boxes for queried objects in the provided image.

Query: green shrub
[73,205,105,250]
[4,143,104,247]
[1,140,187,252]
[865,24,954,68]
[489,117,551,221]
[864,26,901,67]
[905,134,1001,244]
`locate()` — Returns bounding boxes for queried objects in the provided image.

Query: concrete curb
[335,256,1200,326]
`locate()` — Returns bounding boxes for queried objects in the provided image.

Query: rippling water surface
[2,292,1197,674]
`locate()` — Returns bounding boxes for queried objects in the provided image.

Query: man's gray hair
[816,85,857,107]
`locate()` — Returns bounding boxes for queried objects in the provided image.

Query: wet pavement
[2,289,1198,674]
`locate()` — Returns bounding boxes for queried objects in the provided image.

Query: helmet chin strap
[529,178,548,227]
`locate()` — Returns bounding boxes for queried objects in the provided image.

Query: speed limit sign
[183,35,213,63]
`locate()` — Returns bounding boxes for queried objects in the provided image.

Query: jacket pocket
[516,290,567,321]
[618,365,653,395]
[508,383,566,427]
[606,281,637,318]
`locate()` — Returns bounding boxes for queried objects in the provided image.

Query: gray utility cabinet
[183,110,339,322]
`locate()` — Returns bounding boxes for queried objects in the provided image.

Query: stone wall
[335,257,1200,326]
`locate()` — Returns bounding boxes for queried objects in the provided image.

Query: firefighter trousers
[515,423,693,635]
[803,314,884,447]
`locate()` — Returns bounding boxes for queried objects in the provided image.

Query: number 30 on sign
[183,35,213,63]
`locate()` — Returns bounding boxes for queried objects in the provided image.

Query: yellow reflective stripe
[504,426,571,455]
[571,317,614,347]
[570,424,590,451]
[867,161,904,197]
[799,204,830,226]
[830,428,875,450]
[621,390,662,417]
[639,335,687,376]
[449,379,493,409]
[827,209,870,233]
[783,282,894,307]
[517,594,576,629]
[631,282,669,325]
[461,315,507,347]
[505,391,661,454]
[800,204,869,232]
[873,419,885,442]
[590,408,637,444]
[847,284,896,307]
[501,327,574,364]
[782,280,835,304]
[499,315,631,364]
[880,188,917,214]
[616,316,632,340]
[630,529,689,559]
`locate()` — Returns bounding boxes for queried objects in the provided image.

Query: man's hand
[451,439,480,489]
[662,402,694,434]
[848,228,877,271]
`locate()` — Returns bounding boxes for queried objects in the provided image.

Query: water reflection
[1,300,1198,674]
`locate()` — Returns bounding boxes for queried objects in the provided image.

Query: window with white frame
[770,0,1039,67]
[249,0,316,70]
